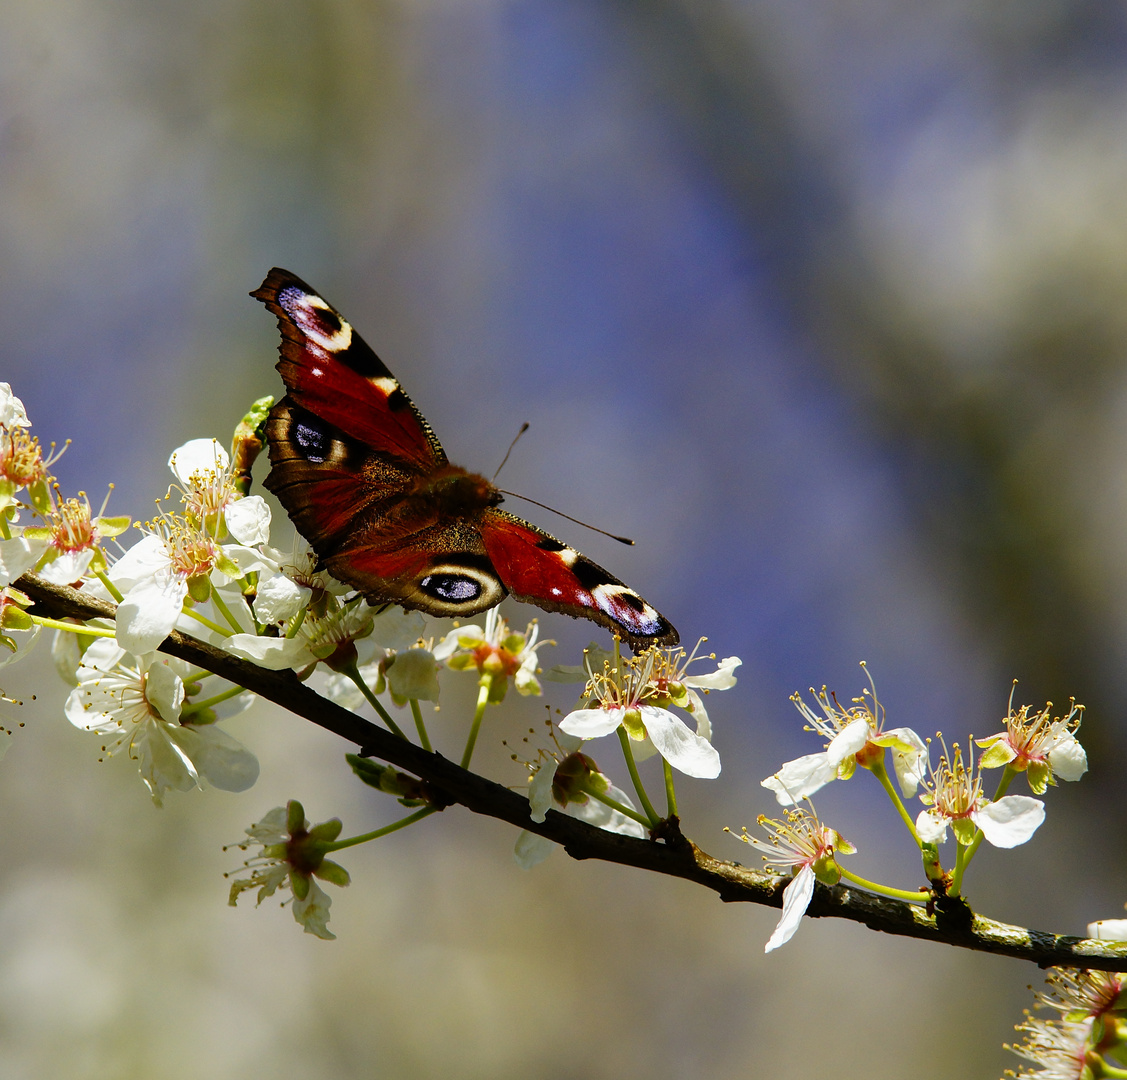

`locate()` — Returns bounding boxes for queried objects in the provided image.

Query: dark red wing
[479,510,679,648]
[253,268,445,471]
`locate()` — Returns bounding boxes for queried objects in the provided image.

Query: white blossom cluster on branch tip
[744,663,1090,954]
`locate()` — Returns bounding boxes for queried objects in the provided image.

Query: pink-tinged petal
[1048,735,1088,782]
[559,705,626,739]
[972,795,1045,848]
[765,864,816,952]
[115,577,187,655]
[826,716,870,766]
[169,724,259,792]
[761,752,838,806]
[224,496,271,546]
[513,830,554,869]
[915,809,949,845]
[641,705,721,778]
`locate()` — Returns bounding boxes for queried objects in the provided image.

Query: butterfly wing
[253,268,445,470]
[480,510,679,648]
[255,268,679,649]
[255,269,511,614]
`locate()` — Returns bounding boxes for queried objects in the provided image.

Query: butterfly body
[254,268,678,648]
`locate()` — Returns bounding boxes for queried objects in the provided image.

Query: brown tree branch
[18,571,1127,972]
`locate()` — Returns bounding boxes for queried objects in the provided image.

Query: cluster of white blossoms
[745,665,1089,952]
[0,383,749,936]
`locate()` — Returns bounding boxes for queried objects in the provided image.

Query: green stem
[180,684,247,719]
[584,785,651,828]
[460,679,492,769]
[869,755,922,846]
[616,727,660,826]
[1096,1057,1127,1079]
[663,758,678,819]
[950,840,970,897]
[837,866,930,904]
[95,569,124,604]
[344,665,407,740]
[209,587,245,634]
[961,764,1018,872]
[410,699,432,752]
[182,607,232,638]
[0,516,10,541]
[29,615,115,637]
[323,806,437,851]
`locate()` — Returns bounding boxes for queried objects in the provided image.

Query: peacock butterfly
[252,268,678,650]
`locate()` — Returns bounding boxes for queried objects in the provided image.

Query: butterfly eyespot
[420,574,482,603]
[293,420,329,464]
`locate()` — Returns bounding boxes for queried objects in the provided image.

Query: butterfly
[253,268,678,650]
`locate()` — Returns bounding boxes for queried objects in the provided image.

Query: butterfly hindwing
[254,268,679,649]
[480,511,678,647]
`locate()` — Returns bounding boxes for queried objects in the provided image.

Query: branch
[19,571,1127,972]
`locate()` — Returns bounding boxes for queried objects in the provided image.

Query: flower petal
[761,752,838,806]
[559,705,626,740]
[115,577,187,655]
[223,633,313,670]
[291,878,335,939]
[0,384,31,428]
[914,809,949,845]
[387,648,440,702]
[683,656,741,691]
[224,496,271,546]
[641,705,721,778]
[144,660,184,723]
[168,723,260,792]
[253,574,310,625]
[513,830,554,869]
[826,716,870,766]
[1048,735,1088,783]
[168,438,229,485]
[972,795,1045,848]
[764,864,816,952]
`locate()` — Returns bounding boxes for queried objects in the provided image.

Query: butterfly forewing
[254,268,679,649]
[253,268,446,470]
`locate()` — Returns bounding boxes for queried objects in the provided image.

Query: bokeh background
[2,0,1126,1076]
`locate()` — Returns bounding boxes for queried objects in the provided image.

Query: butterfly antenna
[493,422,530,481]
[497,489,635,546]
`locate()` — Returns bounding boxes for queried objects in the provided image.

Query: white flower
[976,693,1088,794]
[1088,919,1127,941]
[168,438,272,545]
[0,384,30,430]
[109,516,248,654]
[435,608,550,701]
[733,805,855,952]
[65,638,258,805]
[515,734,647,868]
[227,800,350,940]
[224,600,379,672]
[559,645,723,779]
[914,742,1044,848]
[763,666,928,806]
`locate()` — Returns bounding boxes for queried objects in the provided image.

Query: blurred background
[2,0,1125,1075]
